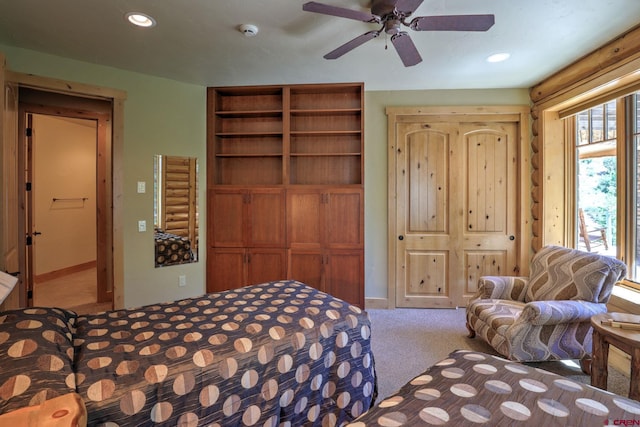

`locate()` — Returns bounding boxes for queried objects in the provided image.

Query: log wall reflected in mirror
[153,155,198,267]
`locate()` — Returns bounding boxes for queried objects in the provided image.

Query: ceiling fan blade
[410,14,495,31]
[394,0,424,15]
[390,32,422,67]
[324,30,380,59]
[303,1,380,23]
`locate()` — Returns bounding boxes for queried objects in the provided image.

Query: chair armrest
[474,276,529,301]
[519,300,608,326]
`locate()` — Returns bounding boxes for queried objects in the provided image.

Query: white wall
[33,115,96,275]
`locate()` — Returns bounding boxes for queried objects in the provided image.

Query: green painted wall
[1,45,206,308]
[1,44,530,307]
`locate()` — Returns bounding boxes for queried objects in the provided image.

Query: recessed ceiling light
[125,12,156,28]
[486,53,510,63]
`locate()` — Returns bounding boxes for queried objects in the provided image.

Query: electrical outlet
[138,220,146,232]
[137,181,146,193]
[179,275,187,287]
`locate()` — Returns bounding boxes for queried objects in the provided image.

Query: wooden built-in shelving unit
[207,83,364,306]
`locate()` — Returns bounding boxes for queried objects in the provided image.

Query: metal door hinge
[26,127,32,137]
[26,182,32,191]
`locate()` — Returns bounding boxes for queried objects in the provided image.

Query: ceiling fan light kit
[302,0,495,67]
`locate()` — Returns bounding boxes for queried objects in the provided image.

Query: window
[571,95,640,294]
[574,101,616,255]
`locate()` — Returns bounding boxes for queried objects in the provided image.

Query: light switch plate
[137,181,146,193]
[138,220,146,232]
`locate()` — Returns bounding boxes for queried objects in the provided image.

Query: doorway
[27,113,106,311]
[18,89,113,311]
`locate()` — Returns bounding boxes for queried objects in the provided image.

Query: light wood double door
[391,115,523,308]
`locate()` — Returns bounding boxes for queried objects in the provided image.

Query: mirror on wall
[153,155,199,267]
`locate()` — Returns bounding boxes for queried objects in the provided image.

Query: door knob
[398,235,404,240]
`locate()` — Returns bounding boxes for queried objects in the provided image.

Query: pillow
[0,307,78,415]
[525,245,626,303]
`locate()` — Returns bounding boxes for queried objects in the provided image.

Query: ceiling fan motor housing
[385,19,401,34]
[371,0,401,17]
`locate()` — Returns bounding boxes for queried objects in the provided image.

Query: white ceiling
[0,0,639,91]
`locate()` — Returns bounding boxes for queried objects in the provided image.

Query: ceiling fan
[302,0,495,67]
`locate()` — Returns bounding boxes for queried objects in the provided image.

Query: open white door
[1,54,23,309]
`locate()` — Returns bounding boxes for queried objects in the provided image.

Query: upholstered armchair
[466,245,626,362]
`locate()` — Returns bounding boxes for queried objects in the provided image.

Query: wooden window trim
[530,25,640,308]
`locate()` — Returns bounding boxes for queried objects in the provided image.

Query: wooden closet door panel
[287,190,323,248]
[325,190,363,248]
[247,190,285,247]
[287,250,324,292]
[247,249,286,285]
[208,248,246,292]
[393,120,519,308]
[211,190,246,247]
[327,251,363,307]
[460,123,518,298]
[396,123,456,308]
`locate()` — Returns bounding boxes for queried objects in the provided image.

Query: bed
[154,229,194,267]
[0,280,377,426]
[348,349,640,426]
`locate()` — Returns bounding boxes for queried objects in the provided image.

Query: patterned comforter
[0,280,377,426]
[154,230,194,267]
[348,350,640,426]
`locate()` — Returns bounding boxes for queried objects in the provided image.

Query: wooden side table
[590,313,640,401]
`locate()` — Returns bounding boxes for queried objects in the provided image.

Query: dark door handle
[509,235,515,241]
[33,231,42,236]
[398,235,404,240]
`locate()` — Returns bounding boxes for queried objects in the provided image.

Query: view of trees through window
[575,100,617,255]
[571,93,640,293]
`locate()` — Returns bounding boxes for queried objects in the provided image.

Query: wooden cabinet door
[287,190,323,249]
[326,250,363,307]
[208,248,245,292]
[325,189,363,248]
[289,249,362,307]
[208,248,286,292]
[247,189,285,247]
[288,188,363,249]
[247,248,287,285]
[212,189,285,247]
[287,250,324,292]
[211,190,245,247]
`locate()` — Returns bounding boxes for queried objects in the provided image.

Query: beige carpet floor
[367,307,631,403]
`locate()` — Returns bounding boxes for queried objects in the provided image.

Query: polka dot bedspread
[0,280,377,426]
[347,350,640,426]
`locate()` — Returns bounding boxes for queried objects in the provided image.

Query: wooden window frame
[530,24,640,302]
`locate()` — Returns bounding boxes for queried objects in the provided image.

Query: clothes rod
[52,197,89,202]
